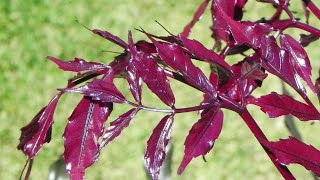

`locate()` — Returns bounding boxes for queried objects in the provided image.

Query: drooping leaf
[91,29,128,49]
[129,32,175,107]
[99,108,139,149]
[61,69,126,103]
[248,92,320,121]
[180,0,210,37]
[178,108,223,174]
[47,56,109,72]
[144,115,174,180]
[17,93,62,159]
[259,35,307,96]
[148,36,216,97]
[63,97,112,179]
[280,34,316,93]
[262,137,320,176]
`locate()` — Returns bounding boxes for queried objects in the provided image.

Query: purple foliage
[18,0,320,180]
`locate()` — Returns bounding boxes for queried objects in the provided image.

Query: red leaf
[280,34,316,93]
[47,56,109,72]
[62,70,126,103]
[129,32,175,107]
[144,115,174,180]
[148,37,216,97]
[248,92,320,121]
[17,93,62,159]
[91,29,128,49]
[127,31,143,103]
[179,36,231,70]
[260,36,307,96]
[212,1,271,48]
[63,97,112,179]
[100,108,139,149]
[178,108,223,174]
[263,137,320,176]
[180,0,210,37]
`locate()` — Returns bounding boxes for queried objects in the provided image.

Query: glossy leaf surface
[91,29,128,49]
[248,92,320,121]
[62,70,126,103]
[63,97,112,179]
[263,137,320,176]
[149,38,216,97]
[100,108,139,149]
[18,93,62,159]
[48,56,108,72]
[280,34,316,93]
[178,108,223,174]
[144,115,174,180]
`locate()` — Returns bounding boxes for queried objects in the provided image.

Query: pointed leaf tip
[145,115,174,180]
[178,108,223,174]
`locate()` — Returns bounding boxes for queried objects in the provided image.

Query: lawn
[1,0,320,179]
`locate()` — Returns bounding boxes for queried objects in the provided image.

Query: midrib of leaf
[257,100,320,119]
[78,102,94,169]
[189,109,217,155]
[271,144,320,168]
[152,116,172,169]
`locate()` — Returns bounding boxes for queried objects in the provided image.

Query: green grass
[1,0,320,179]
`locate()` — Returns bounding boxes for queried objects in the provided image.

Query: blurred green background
[1,0,320,179]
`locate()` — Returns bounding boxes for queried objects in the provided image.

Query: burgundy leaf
[179,36,231,70]
[109,52,130,76]
[316,76,320,100]
[48,56,109,72]
[126,63,142,103]
[63,97,112,179]
[262,137,320,176]
[91,29,128,49]
[180,0,210,37]
[280,34,316,93]
[61,70,126,103]
[178,108,223,174]
[100,108,139,149]
[135,40,157,54]
[148,36,216,97]
[260,35,307,96]
[129,32,175,107]
[144,115,174,180]
[17,93,62,159]
[127,31,143,103]
[213,1,272,48]
[248,92,320,121]
[299,34,319,47]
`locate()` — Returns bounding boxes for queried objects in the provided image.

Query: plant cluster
[18,0,320,179]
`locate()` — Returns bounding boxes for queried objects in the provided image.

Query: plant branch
[240,109,295,180]
[303,0,320,20]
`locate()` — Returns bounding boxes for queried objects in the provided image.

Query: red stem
[303,0,320,20]
[240,110,295,180]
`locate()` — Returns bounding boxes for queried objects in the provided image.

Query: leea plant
[18,0,320,179]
